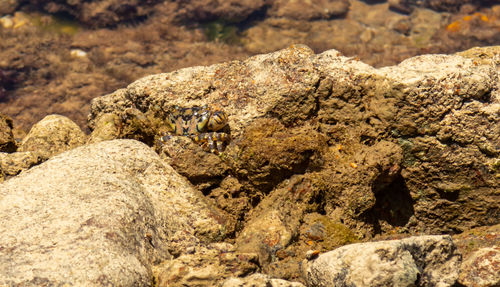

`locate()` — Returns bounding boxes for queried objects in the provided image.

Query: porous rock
[0,139,230,285]
[222,273,306,287]
[18,114,86,160]
[458,246,500,287]
[302,235,461,287]
[453,224,500,287]
[153,243,259,287]
[89,45,500,236]
[0,151,42,179]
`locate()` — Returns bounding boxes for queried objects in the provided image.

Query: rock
[0,139,231,285]
[269,0,349,20]
[378,52,500,233]
[0,151,42,178]
[158,135,230,190]
[86,112,121,144]
[89,45,500,236]
[458,247,500,287]
[388,0,477,13]
[168,0,271,23]
[18,114,86,160]
[25,0,162,27]
[153,243,260,286]
[302,235,461,287]
[0,113,16,153]
[453,224,500,287]
[0,0,19,16]
[226,118,327,196]
[222,273,306,287]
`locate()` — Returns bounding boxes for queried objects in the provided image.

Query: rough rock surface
[153,243,260,287]
[89,44,499,238]
[388,0,478,13]
[0,151,42,180]
[0,139,231,286]
[222,273,306,287]
[458,246,500,287]
[0,113,16,153]
[302,235,461,287]
[453,224,500,287]
[268,0,350,20]
[18,114,86,160]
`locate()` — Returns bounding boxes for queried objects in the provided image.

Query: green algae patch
[203,20,240,44]
[29,13,81,35]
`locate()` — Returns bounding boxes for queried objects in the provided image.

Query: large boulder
[301,235,461,287]
[88,44,499,237]
[0,139,231,285]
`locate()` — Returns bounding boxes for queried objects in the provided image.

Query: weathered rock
[226,118,327,197]
[453,224,500,287]
[269,0,349,20]
[168,0,271,23]
[25,0,162,27]
[458,246,500,287]
[0,113,16,153]
[302,235,461,287]
[378,53,500,233]
[388,0,477,13]
[153,243,259,287]
[0,151,42,178]
[0,139,231,285]
[89,45,500,236]
[87,112,121,143]
[18,114,86,160]
[157,135,230,190]
[222,273,306,287]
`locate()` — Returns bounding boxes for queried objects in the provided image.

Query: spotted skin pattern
[160,105,230,153]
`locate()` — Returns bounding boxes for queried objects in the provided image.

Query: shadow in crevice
[364,175,415,234]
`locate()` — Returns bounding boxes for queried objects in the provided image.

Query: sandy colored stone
[153,243,259,287]
[302,235,461,287]
[0,151,42,178]
[18,114,86,160]
[458,246,500,287]
[222,273,305,287]
[0,139,230,285]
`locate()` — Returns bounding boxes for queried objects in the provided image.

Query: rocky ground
[1,44,499,286]
[1,0,500,132]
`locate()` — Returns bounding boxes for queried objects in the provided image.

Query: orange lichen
[446,21,461,32]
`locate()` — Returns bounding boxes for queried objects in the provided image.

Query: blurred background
[1,0,499,133]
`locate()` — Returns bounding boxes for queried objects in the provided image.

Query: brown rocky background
[0,1,499,286]
[1,0,500,132]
